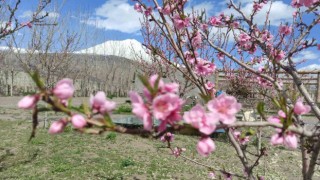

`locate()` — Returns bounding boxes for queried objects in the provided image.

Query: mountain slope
[75,39,150,61]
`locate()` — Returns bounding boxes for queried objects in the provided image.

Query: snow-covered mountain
[75,39,151,61]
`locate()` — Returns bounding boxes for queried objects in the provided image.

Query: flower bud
[18,95,39,109]
[53,78,74,100]
[71,114,87,129]
[49,119,68,134]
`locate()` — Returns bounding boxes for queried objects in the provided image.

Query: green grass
[0,120,318,179]
[114,103,132,114]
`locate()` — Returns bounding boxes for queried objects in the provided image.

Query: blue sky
[8,0,320,70]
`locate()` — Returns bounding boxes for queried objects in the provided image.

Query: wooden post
[317,72,320,103]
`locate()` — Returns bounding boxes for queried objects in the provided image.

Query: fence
[215,70,320,103]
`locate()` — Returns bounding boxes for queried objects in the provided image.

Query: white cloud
[292,50,319,63]
[185,1,215,16]
[299,64,320,71]
[20,10,60,19]
[84,0,143,34]
[221,1,295,26]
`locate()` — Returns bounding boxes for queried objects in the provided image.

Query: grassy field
[0,97,319,179]
[0,120,318,180]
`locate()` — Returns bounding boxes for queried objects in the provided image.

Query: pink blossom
[267,116,281,124]
[162,4,172,15]
[71,114,87,129]
[172,147,186,157]
[209,16,222,26]
[231,21,240,28]
[294,98,311,115]
[278,110,286,118]
[301,0,318,7]
[200,23,208,31]
[271,132,298,149]
[144,74,180,97]
[192,31,202,49]
[90,91,116,114]
[194,59,216,76]
[173,14,190,29]
[279,25,292,36]
[208,172,215,179]
[18,95,39,109]
[238,33,251,46]
[144,7,152,16]
[284,132,298,149]
[134,3,142,12]
[183,104,218,135]
[162,83,179,94]
[152,93,183,132]
[184,51,198,64]
[205,81,214,90]
[270,133,284,145]
[273,50,285,62]
[207,94,242,124]
[53,78,74,100]
[261,30,273,42]
[217,52,224,60]
[253,2,263,11]
[197,137,215,156]
[48,119,68,134]
[293,11,298,17]
[130,91,152,131]
[160,132,174,142]
[233,131,250,145]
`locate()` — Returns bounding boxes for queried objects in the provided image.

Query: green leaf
[256,102,265,115]
[30,71,45,90]
[152,75,161,96]
[199,93,211,103]
[138,74,153,94]
[104,114,115,128]
[272,98,281,109]
[82,102,90,115]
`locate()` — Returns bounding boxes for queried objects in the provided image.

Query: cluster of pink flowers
[208,13,239,28]
[184,50,216,77]
[256,76,273,88]
[184,94,241,156]
[134,3,152,16]
[194,58,216,76]
[237,33,256,54]
[268,99,311,149]
[160,132,174,142]
[18,78,117,134]
[291,0,319,8]
[90,91,116,115]
[191,31,202,49]
[49,91,116,134]
[130,75,184,132]
[18,78,75,110]
[268,112,298,149]
[272,49,286,62]
[173,14,190,30]
[253,2,263,11]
